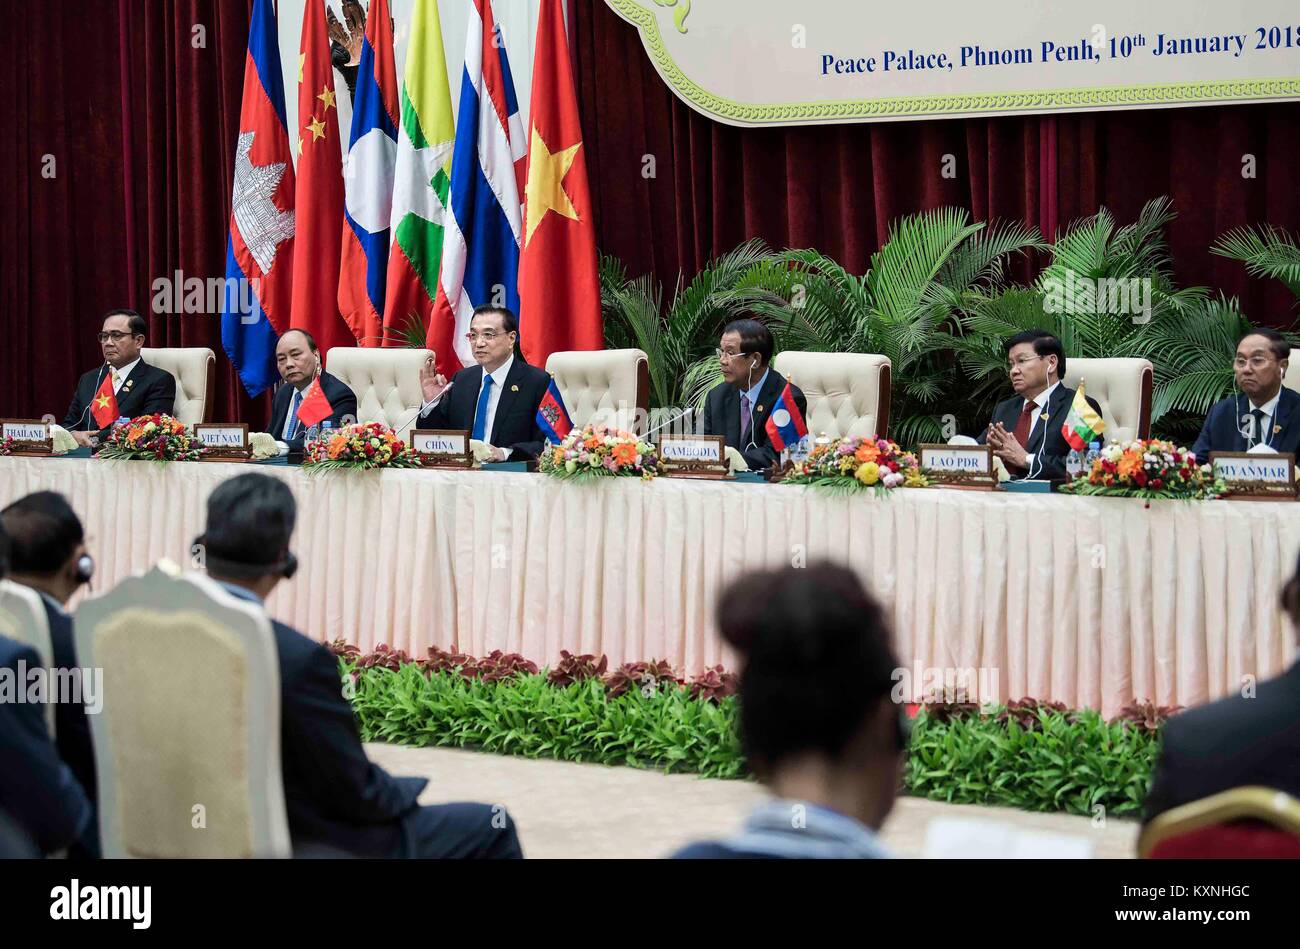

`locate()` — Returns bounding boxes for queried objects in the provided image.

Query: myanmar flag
[1061,382,1105,451]
[385,0,455,346]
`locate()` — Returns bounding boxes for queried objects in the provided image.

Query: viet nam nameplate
[1210,451,1297,501]
[919,444,997,490]
[193,423,252,462]
[411,429,474,468]
[1,418,54,457]
[659,434,731,479]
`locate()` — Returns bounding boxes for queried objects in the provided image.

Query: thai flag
[338,0,400,347]
[220,0,295,397]
[425,0,526,372]
[535,378,573,444]
[765,381,808,451]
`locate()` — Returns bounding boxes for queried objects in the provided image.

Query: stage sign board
[607,0,1300,126]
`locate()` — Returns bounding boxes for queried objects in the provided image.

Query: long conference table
[2,452,1297,718]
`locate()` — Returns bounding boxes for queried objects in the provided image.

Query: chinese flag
[290,0,353,357]
[90,372,119,429]
[296,376,334,428]
[517,0,603,367]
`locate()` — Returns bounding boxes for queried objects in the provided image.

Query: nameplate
[919,444,996,490]
[1211,451,1297,501]
[193,423,251,462]
[411,429,473,468]
[0,419,53,456]
[660,434,730,479]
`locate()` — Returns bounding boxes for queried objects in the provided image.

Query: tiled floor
[364,743,1141,859]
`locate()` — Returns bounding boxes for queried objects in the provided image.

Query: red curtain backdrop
[4,1,1300,422]
[570,0,1300,325]
[0,0,267,423]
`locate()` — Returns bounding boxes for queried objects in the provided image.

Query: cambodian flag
[765,381,807,451]
[425,0,527,372]
[338,0,400,346]
[535,377,573,444]
[220,0,296,397]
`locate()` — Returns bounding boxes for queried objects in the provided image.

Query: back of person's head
[0,491,84,576]
[716,562,901,776]
[1281,549,1300,637]
[200,474,297,577]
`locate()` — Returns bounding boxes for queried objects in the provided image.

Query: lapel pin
[757,404,764,413]
[511,384,519,392]
[1275,424,1282,434]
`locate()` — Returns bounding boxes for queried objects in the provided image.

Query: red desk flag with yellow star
[517,0,602,367]
[90,371,119,429]
[290,0,353,358]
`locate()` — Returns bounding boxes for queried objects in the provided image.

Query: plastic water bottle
[320,420,333,439]
[1084,440,1101,471]
[1066,449,1082,480]
[305,423,320,445]
[114,416,130,430]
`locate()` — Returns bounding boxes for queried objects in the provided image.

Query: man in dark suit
[198,472,523,858]
[63,309,177,447]
[701,318,808,472]
[979,329,1105,482]
[0,519,94,858]
[1191,327,1300,459]
[416,305,550,461]
[267,328,359,451]
[0,492,98,829]
[1142,550,1300,823]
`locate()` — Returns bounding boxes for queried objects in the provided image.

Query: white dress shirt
[1019,380,1060,470]
[1246,389,1281,448]
[421,355,515,458]
[111,357,141,394]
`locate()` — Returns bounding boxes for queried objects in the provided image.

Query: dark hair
[471,304,518,335]
[1282,548,1300,623]
[0,492,84,575]
[104,308,147,338]
[1239,327,1291,362]
[716,562,899,770]
[281,328,319,354]
[722,318,774,365]
[202,474,296,575]
[1004,329,1065,380]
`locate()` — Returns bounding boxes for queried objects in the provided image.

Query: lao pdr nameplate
[1,419,53,456]
[411,430,474,469]
[194,424,251,462]
[660,434,730,479]
[919,444,996,490]
[1211,451,1297,501]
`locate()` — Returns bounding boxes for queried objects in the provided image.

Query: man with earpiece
[701,318,807,472]
[1191,327,1300,459]
[267,328,359,452]
[0,491,99,857]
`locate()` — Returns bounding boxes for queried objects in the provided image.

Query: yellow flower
[856,462,880,485]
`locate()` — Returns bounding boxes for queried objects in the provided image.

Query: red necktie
[1011,401,1035,467]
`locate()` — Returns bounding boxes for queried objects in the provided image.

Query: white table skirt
[2,455,1296,717]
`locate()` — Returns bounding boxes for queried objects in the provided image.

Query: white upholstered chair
[1284,349,1300,393]
[0,579,56,736]
[75,565,291,858]
[771,351,892,439]
[326,347,431,440]
[545,349,649,434]
[1062,357,1153,443]
[140,347,215,425]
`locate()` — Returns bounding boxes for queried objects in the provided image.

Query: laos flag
[765,381,807,451]
[221,0,296,398]
[338,0,400,347]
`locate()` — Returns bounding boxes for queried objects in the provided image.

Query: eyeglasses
[716,348,753,362]
[465,331,507,343]
[1234,356,1276,370]
[1007,355,1044,371]
[98,331,139,343]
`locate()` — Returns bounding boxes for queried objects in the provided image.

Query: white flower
[565,459,577,473]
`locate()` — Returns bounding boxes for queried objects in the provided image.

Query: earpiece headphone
[74,553,94,587]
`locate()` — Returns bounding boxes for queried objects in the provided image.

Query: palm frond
[1212,225,1300,300]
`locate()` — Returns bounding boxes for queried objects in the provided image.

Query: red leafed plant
[688,665,739,704]
[1109,699,1184,734]
[546,650,609,687]
[468,650,540,683]
[996,697,1072,730]
[328,639,362,662]
[355,642,411,671]
[920,698,982,724]
[604,659,682,698]
[421,645,475,676]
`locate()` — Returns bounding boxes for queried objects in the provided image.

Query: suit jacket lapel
[489,361,524,444]
[1026,386,1065,454]
[1272,388,1296,448]
[718,384,741,447]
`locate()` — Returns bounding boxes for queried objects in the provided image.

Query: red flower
[887,461,899,472]
[1133,470,1147,487]
[1151,478,1163,489]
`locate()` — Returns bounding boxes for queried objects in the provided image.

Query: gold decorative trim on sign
[606,0,1300,126]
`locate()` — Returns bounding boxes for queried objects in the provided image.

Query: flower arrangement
[0,435,12,456]
[538,424,662,480]
[1059,438,1224,500]
[302,422,421,471]
[783,434,928,491]
[97,414,204,463]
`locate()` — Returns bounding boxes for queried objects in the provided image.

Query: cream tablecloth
[2,455,1296,717]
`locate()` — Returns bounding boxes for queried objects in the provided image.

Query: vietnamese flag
[289,0,353,357]
[296,376,334,428]
[517,0,602,366]
[90,372,119,429]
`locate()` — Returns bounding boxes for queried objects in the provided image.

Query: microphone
[395,382,454,435]
[647,406,694,440]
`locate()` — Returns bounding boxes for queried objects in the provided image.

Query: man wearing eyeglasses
[1191,327,1300,459]
[62,309,177,448]
[701,318,806,472]
[415,305,550,461]
[980,329,1102,481]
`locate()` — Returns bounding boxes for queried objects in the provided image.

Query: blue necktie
[472,375,494,441]
[286,389,302,440]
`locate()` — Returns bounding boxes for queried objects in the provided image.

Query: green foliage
[1213,224,1300,301]
[905,707,1158,817]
